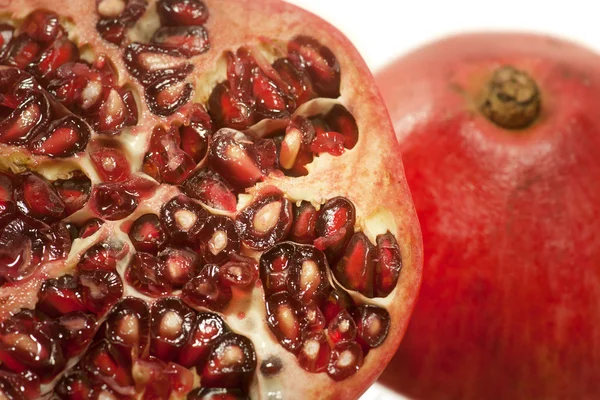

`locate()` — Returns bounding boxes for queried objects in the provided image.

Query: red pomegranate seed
[297,331,331,373]
[374,231,403,297]
[0,90,49,145]
[55,311,96,358]
[321,288,354,323]
[0,217,48,284]
[259,356,283,377]
[144,126,196,184]
[78,218,104,238]
[96,18,127,45]
[272,58,314,107]
[124,42,193,85]
[252,72,294,121]
[218,259,257,289]
[47,222,73,261]
[90,182,139,220]
[54,370,94,400]
[14,172,65,222]
[197,215,240,264]
[0,310,65,382]
[53,173,92,216]
[104,297,150,358]
[290,201,317,244]
[327,341,363,381]
[81,340,135,395]
[0,370,39,400]
[160,195,208,245]
[157,0,209,26]
[299,300,326,332]
[177,312,226,369]
[0,172,15,219]
[235,191,292,250]
[126,252,171,297]
[78,241,128,272]
[182,264,232,312]
[280,116,315,175]
[288,36,340,98]
[29,115,92,157]
[96,88,136,133]
[326,104,359,150]
[181,170,237,213]
[334,232,375,297]
[310,131,345,156]
[353,305,390,352]
[265,291,304,353]
[129,214,166,253]
[180,125,210,164]
[152,26,210,57]
[31,37,79,79]
[36,274,85,317]
[149,297,195,361]
[208,82,254,130]
[145,74,193,116]
[201,333,256,390]
[327,309,357,344]
[20,10,63,43]
[314,197,356,263]
[2,35,42,69]
[159,247,201,287]
[259,242,295,296]
[287,244,330,304]
[187,387,247,400]
[79,269,124,315]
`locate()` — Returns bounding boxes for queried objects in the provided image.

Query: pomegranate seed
[182,264,232,312]
[53,173,92,216]
[327,341,363,381]
[20,10,63,43]
[272,58,314,107]
[280,116,315,175]
[144,126,196,184]
[55,370,94,400]
[177,312,226,369]
[132,358,171,399]
[0,370,39,400]
[235,191,292,250]
[55,311,96,358]
[126,252,171,296]
[96,0,147,45]
[2,36,42,69]
[78,218,104,238]
[208,82,254,130]
[297,331,331,373]
[0,216,48,284]
[104,297,150,358]
[218,259,257,289]
[181,170,237,213]
[252,72,294,121]
[90,182,139,220]
[124,42,193,85]
[353,305,390,352]
[334,232,375,297]
[78,241,128,272]
[0,310,65,382]
[96,18,127,45]
[201,333,256,389]
[31,37,79,79]
[310,131,345,156]
[29,115,91,157]
[128,214,166,253]
[96,88,135,133]
[150,297,195,361]
[287,244,330,304]
[14,172,65,222]
[79,269,124,315]
[152,26,210,57]
[322,288,354,323]
[290,201,318,244]
[265,291,304,353]
[299,300,326,332]
[327,309,357,344]
[0,173,15,220]
[288,36,340,98]
[375,231,403,297]
[48,222,73,261]
[326,104,359,149]
[145,74,193,116]
[314,197,356,263]
[89,143,131,182]
[180,124,210,164]
[36,274,85,317]
[197,215,240,264]
[188,387,247,399]
[159,247,201,288]
[259,242,295,296]
[0,90,49,145]
[160,195,208,245]
[81,339,135,395]
[157,0,209,26]
[260,356,283,377]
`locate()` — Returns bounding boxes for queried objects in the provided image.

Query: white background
[283,1,596,399]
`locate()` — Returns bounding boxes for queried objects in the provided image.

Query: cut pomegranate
[0,1,420,398]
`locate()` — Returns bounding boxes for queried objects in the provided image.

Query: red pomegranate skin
[376,33,600,400]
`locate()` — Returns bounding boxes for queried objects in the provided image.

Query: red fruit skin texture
[376,33,600,400]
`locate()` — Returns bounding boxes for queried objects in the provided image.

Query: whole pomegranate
[376,33,600,399]
[0,0,422,398]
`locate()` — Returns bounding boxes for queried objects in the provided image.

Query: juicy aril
[0,1,422,398]
[376,33,600,399]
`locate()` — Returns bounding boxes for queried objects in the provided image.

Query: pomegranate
[0,1,422,398]
[376,33,600,399]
